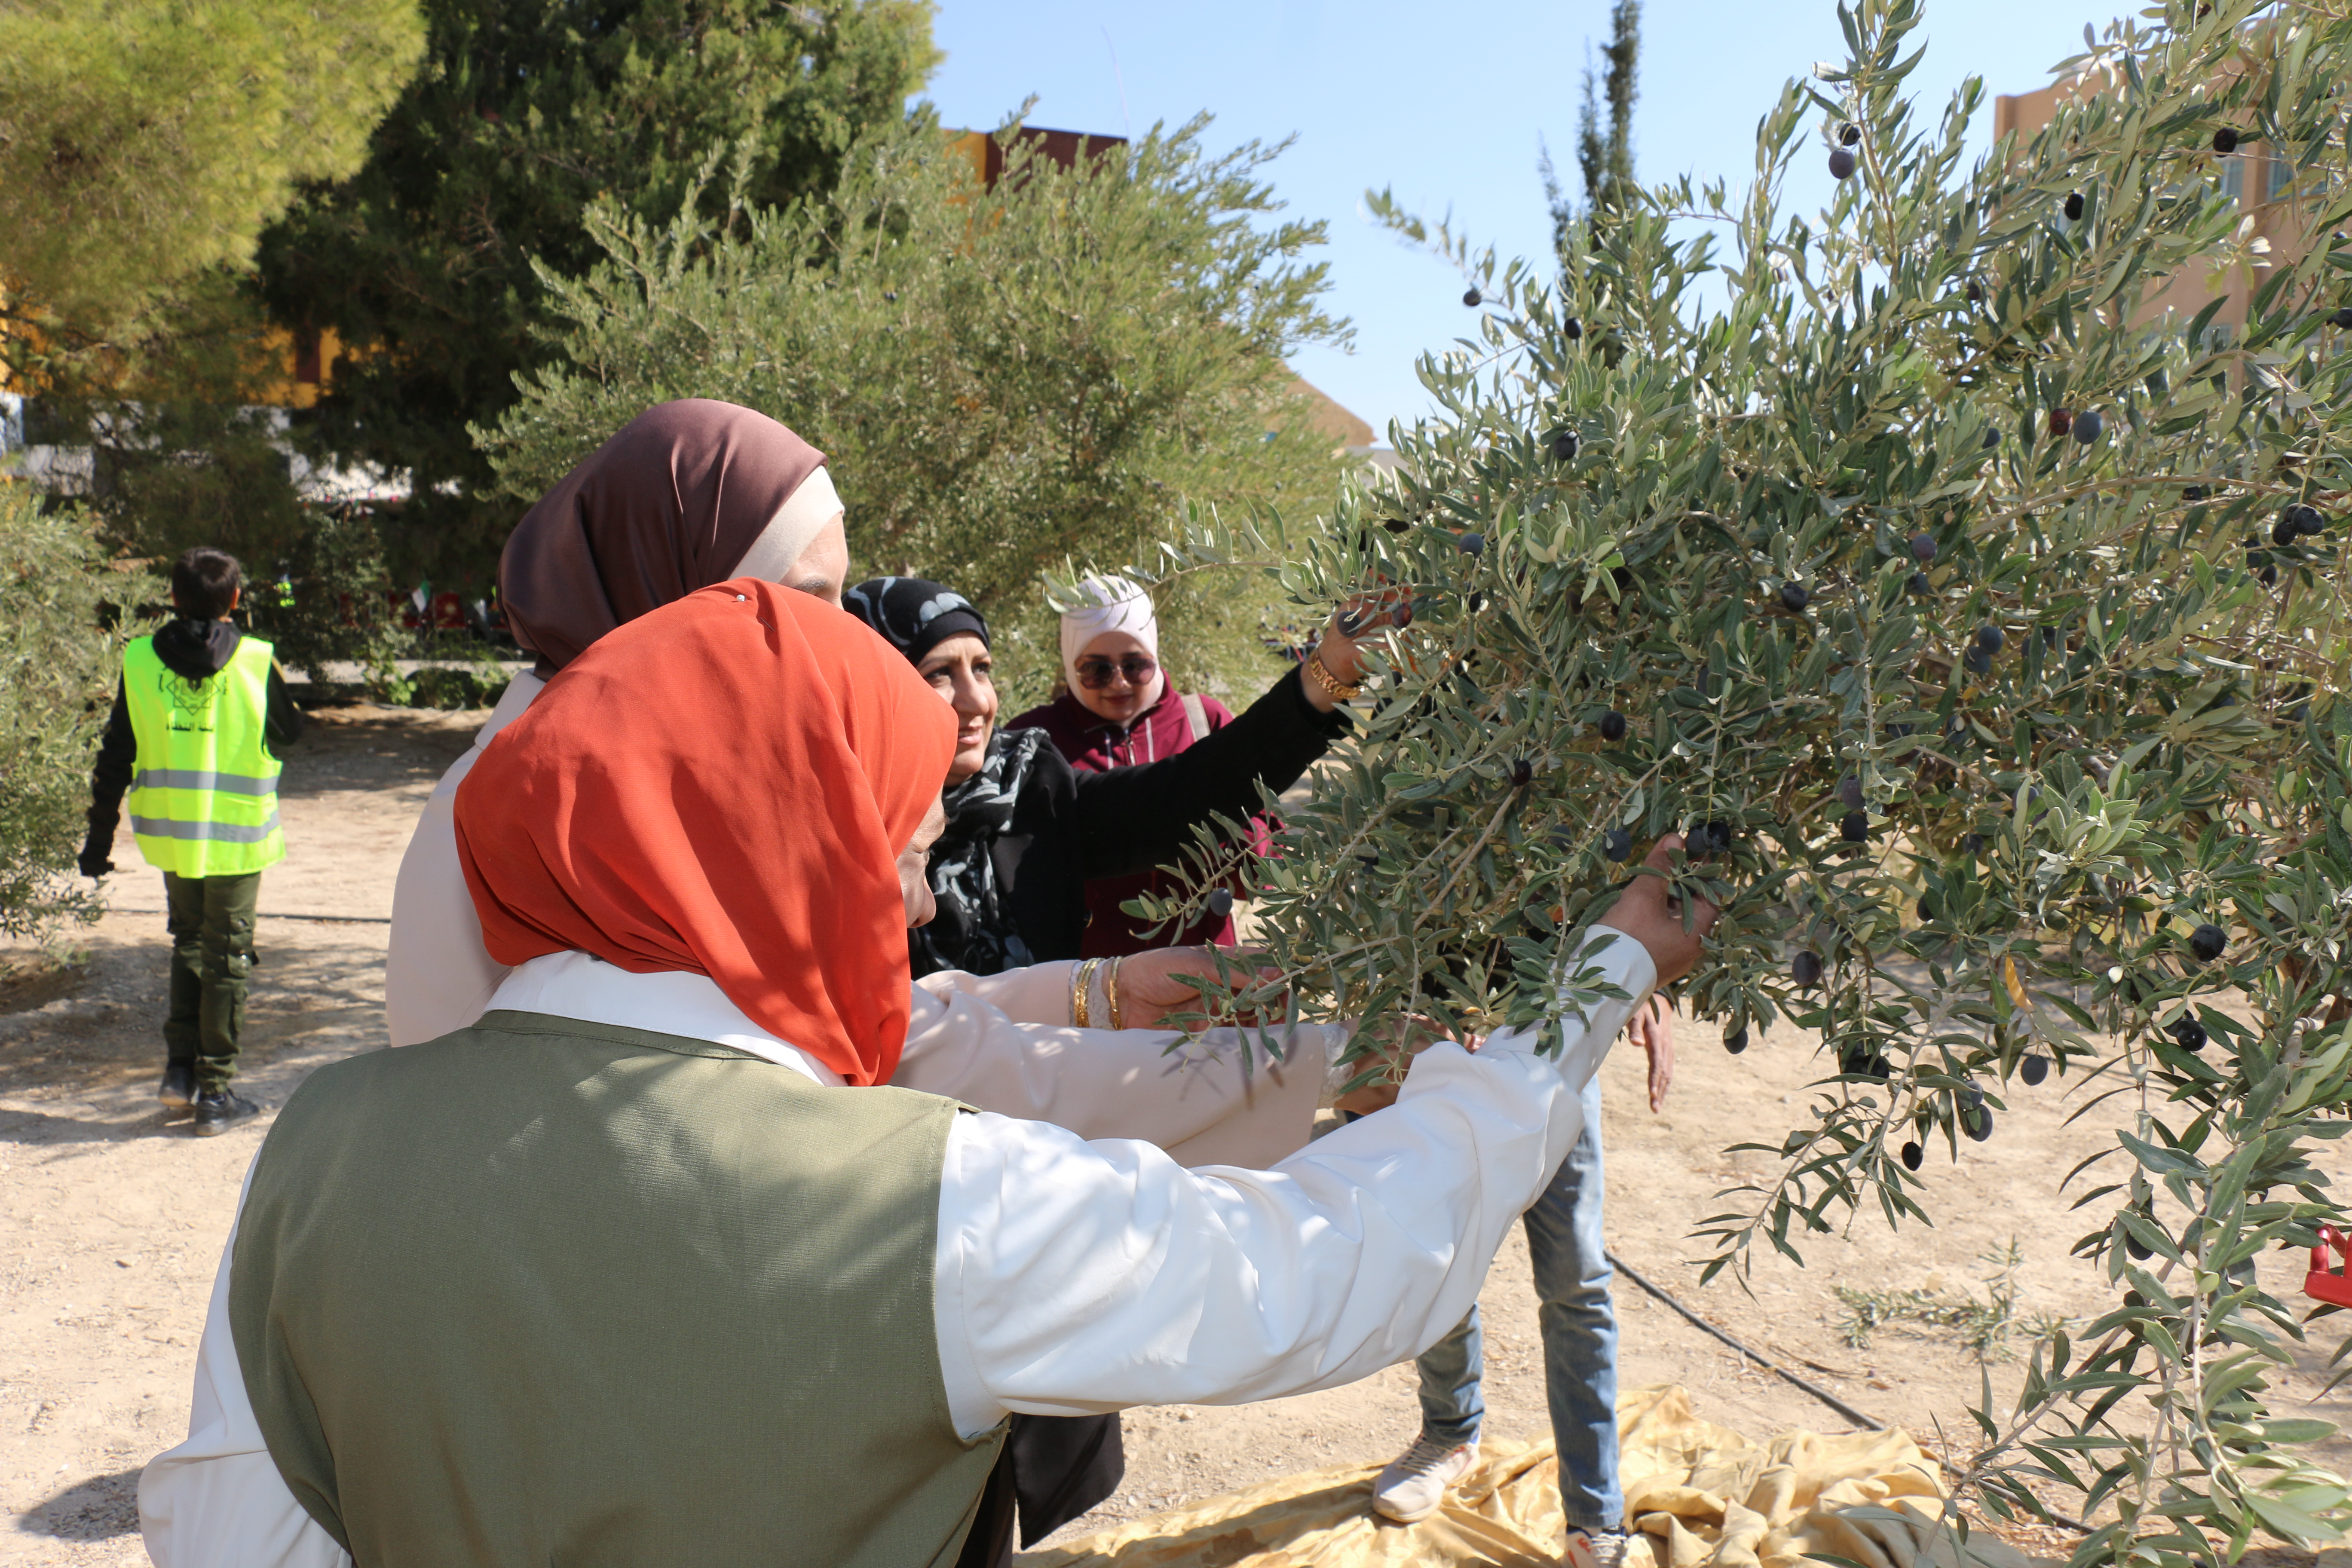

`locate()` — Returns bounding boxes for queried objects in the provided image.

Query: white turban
[1060,575,1162,704]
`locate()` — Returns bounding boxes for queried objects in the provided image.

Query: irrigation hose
[1605,1249,2092,1534]
[1603,1247,1887,1430]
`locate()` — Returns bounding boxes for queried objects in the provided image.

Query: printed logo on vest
[159,672,218,733]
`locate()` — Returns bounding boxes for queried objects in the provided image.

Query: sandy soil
[2,702,2347,1565]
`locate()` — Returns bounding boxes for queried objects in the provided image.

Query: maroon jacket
[1005,686,1250,958]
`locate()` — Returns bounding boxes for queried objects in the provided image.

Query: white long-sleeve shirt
[140,934,1654,1567]
[383,678,1330,1166]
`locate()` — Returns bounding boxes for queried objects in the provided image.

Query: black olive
[1962,833,1986,855]
[1462,286,1482,307]
[1598,710,1628,742]
[1779,582,1811,612]
[2334,306,2352,330]
[1207,888,1235,919]
[1840,123,1862,147]
[2020,1053,2050,1086]
[2049,407,2073,438]
[1982,427,2001,448]
[1840,810,1870,843]
[1828,147,1857,181]
[2064,191,2085,221]
[1724,1025,1749,1055]
[1965,280,1983,303]
[1963,1102,1995,1142]
[1900,1139,1924,1170]
[1553,429,1581,462]
[1838,775,1865,810]
[2072,409,2104,444]
[1909,532,1937,564]
[2169,1016,2208,1053]
[1976,624,2005,655]
[2285,502,2324,538]
[1390,599,1414,629]
[1908,571,1933,595]
[1458,532,1486,555]
[1564,317,1585,340]
[1510,758,1534,788]
[2125,1229,2153,1260]
[1601,827,1632,862]
[2212,126,2239,154]
[2188,923,2226,962]
[1791,950,1824,986]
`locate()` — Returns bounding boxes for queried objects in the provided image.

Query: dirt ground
[4,702,2349,1564]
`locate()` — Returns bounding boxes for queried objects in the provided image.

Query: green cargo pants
[162,870,260,1093]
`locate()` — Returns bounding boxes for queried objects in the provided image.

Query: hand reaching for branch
[1607,833,1718,985]
[1111,946,1284,1030]
[1331,1014,1459,1118]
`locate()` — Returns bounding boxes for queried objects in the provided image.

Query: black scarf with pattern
[908,726,1050,978]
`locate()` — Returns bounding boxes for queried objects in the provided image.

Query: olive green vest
[120,633,285,876]
[230,1011,1004,1566]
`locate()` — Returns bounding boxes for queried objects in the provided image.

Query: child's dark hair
[172,547,242,620]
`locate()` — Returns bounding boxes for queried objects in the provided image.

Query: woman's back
[232,1011,993,1566]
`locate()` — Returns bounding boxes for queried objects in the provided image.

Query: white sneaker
[1565,1527,1632,1568]
[1370,1435,1478,1523]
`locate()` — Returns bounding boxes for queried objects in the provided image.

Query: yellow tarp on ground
[1024,1384,2035,1568]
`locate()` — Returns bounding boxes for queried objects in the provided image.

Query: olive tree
[1109,0,2352,1558]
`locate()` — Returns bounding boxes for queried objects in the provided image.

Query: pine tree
[0,0,424,328]
[253,0,941,585]
[1541,0,1640,260]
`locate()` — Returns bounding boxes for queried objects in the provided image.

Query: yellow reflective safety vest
[121,633,286,877]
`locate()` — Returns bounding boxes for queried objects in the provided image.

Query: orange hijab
[454,581,955,1084]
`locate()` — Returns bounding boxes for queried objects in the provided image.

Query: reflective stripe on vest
[129,768,280,795]
[121,634,285,877]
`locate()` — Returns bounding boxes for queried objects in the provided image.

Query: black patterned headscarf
[841,577,989,667]
[843,576,1036,977]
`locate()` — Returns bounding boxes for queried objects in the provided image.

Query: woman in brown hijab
[387,399,849,1046]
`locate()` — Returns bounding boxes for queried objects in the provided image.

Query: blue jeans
[1415,1072,1619,1534]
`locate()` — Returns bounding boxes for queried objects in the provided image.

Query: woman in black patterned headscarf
[842,575,1373,980]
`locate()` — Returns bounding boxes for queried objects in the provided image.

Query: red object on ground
[2307,1226,2352,1307]
[431,591,468,632]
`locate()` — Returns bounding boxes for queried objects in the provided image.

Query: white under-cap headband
[1059,575,1159,681]
[729,466,843,583]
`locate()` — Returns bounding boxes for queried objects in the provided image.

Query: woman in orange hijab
[141,582,1708,1567]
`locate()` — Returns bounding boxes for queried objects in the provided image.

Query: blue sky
[922,0,2114,444]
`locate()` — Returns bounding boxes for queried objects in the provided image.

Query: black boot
[159,1060,196,1107]
[192,1087,261,1137]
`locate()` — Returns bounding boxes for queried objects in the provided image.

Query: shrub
[0,485,157,941]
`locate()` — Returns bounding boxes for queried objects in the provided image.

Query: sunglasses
[1075,655,1158,690]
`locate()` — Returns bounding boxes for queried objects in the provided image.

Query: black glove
[77,842,114,879]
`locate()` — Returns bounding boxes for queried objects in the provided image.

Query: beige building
[1994,73,2314,333]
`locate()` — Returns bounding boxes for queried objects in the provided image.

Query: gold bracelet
[1302,647,1362,703]
[1071,958,1101,1029]
[1106,956,1125,1032]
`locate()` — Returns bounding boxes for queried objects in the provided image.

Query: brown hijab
[499,399,827,677]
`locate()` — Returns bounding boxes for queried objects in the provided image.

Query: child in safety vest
[81,547,306,1136]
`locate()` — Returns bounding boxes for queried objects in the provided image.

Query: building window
[2218,155,2246,204]
[2265,153,2296,203]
